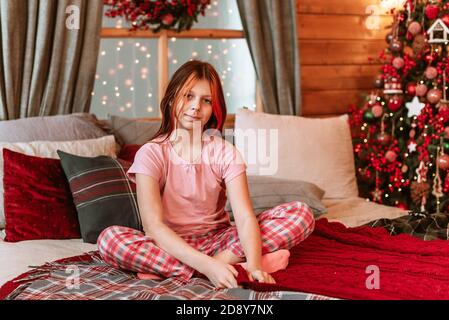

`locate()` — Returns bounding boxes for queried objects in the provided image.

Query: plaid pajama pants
[97,201,315,282]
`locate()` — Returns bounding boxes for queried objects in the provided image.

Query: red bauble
[161,14,174,25]
[425,4,439,20]
[437,154,449,170]
[442,14,449,26]
[396,202,408,210]
[406,83,416,96]
[385,150,398,162]
[377,132,391,145]
[387,96,403,112]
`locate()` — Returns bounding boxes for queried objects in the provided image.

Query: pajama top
[126,133,247,237]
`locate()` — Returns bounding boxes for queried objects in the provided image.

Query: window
[90,0,257,120]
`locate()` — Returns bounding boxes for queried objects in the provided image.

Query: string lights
[91,0,256,119]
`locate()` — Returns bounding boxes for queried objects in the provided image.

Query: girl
[97,60,315,289]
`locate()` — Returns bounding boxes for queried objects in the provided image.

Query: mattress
[0,197,409,288]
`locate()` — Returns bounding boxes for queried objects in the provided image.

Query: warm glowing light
[379,0,407,12]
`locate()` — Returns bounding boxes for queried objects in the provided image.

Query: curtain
[237,0,301,115]
[0,0,103,120]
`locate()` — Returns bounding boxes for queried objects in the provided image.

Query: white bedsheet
[0,197,409,288]
[0,238,96,287]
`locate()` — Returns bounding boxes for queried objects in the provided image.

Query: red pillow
[118,144,142,163]
[3,148,81,242]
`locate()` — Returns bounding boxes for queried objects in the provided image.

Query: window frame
[99,27,262,118]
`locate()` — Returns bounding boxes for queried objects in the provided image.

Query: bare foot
[239,249,290,274]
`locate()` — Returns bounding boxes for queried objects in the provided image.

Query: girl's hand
[248,269,276,284]
[202,259,239,289]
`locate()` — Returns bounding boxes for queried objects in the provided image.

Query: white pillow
[0,135,117,229]
[234,108,358,199]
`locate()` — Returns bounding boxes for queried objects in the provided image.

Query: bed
[0,197,408,299]
[0,111,418,300]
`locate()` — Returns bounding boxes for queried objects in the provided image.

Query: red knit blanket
[236,218,449,300]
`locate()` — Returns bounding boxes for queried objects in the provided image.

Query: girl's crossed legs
[97,201,315,282]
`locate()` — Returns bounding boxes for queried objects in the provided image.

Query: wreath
[104,0,211,33]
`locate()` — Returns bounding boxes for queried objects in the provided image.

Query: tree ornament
[427,88,442,104]
[441,141,449,154]
[402,164,409,173]
[389,38,403,52]
[387,95,403,112]
[384,77,403,94]
[407,21,422,35]
[432,173,443,213]
[161,14,174,26]
[442,14,449,27]
[437,100,449,110]
[425,4,440,21]
[393,57,405,69]
[371,104,383,118]
[406,96,426,117]
[378,114,391,145]
[415,83,428,96]
[385,150,398,162]
[406,82,416,96]
[374,75,384,89]
[427,19,449,44]
[434,146,445,214]
[425,66,438,79]
[377,132,391,145]
[437,151,449,170]
[408,140,417,153]
[416,160,429,183]
[371,171,383,203]
[412,160,430,212]
[385,32,394,44]
[371,188,383,203]
[363,110,375,123]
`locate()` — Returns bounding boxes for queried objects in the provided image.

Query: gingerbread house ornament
[427,18,449,44]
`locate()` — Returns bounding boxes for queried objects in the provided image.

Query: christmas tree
[349,0,449,214]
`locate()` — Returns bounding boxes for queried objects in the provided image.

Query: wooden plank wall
[298,0,394,116]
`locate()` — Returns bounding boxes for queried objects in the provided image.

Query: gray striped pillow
[225,175,327,219]
[57,150,142,244]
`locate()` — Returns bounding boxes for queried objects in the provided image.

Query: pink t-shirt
[126,133,247,237]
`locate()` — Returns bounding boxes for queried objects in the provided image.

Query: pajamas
[97,201,315,282]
